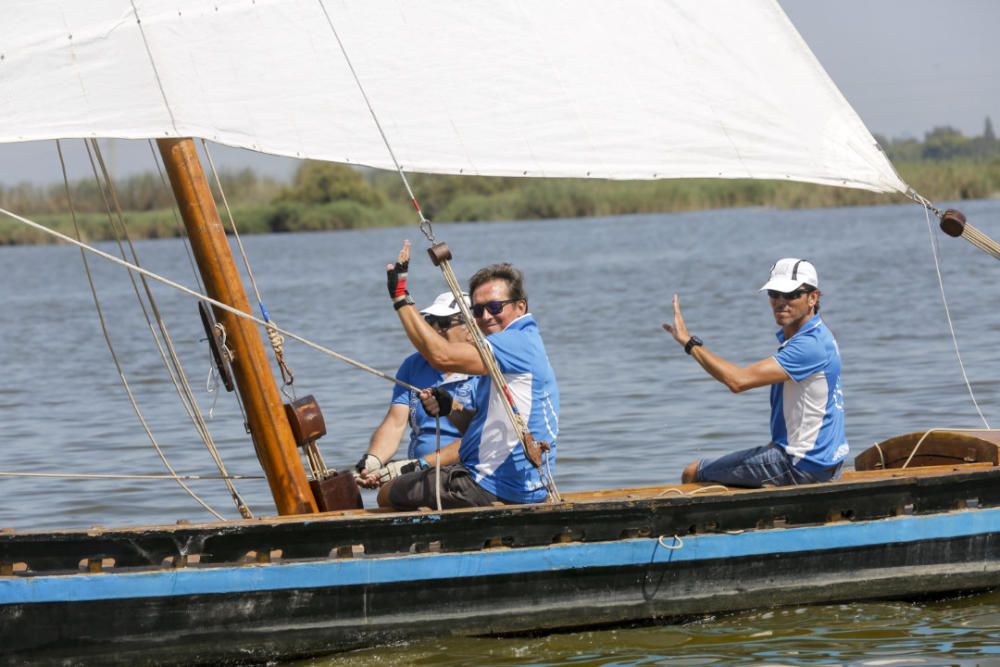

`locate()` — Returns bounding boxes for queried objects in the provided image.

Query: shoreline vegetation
[2,124,998,246]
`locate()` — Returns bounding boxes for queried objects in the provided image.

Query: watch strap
[684,335,703,355]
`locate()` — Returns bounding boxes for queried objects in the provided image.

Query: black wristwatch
[684,335,703,355]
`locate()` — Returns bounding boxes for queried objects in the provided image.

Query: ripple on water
[281,592,1000,667]
[4,203,1000,663]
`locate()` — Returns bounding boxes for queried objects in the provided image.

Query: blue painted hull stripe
[2,507,999,605]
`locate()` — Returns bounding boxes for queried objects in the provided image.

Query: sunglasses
[424,315,462,330]
[767,288,812,300]
[471,299,519,318]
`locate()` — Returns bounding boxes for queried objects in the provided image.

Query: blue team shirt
[770,315,848,469]
[459,314,559,504]
[391,353,479,459]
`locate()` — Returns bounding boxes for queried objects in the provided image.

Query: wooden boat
[4,446,1000,665]
[1,1,998,665]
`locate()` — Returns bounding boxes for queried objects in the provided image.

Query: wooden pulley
[283,395,326,448]
[310,473,363,512]
[522,432,547,469]
[939,209,967,238]
[282,395,363,511]
[197,301,235,392]
[426,242,452,266]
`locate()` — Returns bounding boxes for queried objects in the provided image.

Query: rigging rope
[0,205,421,394]
[147,139,204,293]
[316,2,561,501]
[148,139,251,430]
[901,427,999,469]
[0,471,263,481]
[87,139,254,518]
[56,140,226,521]
[436,252,562,502]
[200,139,296,395]
[911,193,991,429]
[314,0,435,243]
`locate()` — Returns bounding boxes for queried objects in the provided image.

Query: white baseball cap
[759,258,819,293]
[420,291,470,317]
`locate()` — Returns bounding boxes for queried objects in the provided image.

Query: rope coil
[657,535,684,550]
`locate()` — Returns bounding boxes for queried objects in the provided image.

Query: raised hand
[387,240,412,303]
[661,293,690,347]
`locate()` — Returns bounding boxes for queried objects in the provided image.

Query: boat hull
[3,466,1000,665]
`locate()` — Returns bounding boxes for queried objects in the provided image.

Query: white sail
[0,0,906,193]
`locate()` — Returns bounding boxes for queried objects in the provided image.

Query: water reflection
[291,591,1000,666]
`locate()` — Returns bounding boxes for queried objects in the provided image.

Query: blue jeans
[696,443,842,488]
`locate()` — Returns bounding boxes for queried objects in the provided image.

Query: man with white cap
[355,291,479,486]
[662,258,848,487]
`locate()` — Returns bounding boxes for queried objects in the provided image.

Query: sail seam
[130,0,180,135]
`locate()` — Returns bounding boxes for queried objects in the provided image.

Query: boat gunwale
[0,461,995,540]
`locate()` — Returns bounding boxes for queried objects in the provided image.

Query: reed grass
[2,159,997,246]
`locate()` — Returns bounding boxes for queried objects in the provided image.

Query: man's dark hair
[469,263,527,305]
[804,286,820,314]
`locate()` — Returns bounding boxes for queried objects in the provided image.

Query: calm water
[2,200,1000,663]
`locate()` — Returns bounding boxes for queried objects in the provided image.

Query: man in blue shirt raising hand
[379,241,559,509]
[663,258,848,487]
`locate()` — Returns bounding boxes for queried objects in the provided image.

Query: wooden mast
[156,137,318,516]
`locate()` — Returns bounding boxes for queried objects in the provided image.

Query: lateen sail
[0,0,906,193]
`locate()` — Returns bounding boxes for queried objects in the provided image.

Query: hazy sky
[2,0,997,186]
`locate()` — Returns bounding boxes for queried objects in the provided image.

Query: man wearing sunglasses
[662,258,848,488]
[378,241,559,510]
[355,291,480,487]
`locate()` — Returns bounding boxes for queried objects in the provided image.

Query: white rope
[87,140,253,518]
[657,535,684,550]
[901,427,999,469]
[914,194,990,428]
[657,484,731,497]
[0,205,421,394]
[201,139,296,399]
[206,365,222,420]
[689,485,732,495]
[961,225,1000,261]
[147,139,203,292]
[315,0,564,501]
[314,0,433,239]
[434,417,442,512]
[438,259,562,502]
[201,139,266,306]
[0,471,263,480]
[56,141,226,521]
[875,442,886,469]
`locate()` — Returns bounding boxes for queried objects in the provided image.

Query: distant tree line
[0,168,283,215]
[874,117,998,161]
[2,120,998,244]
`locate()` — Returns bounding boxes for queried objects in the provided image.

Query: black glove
[428,386,453,417]
[387,258,413,309]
